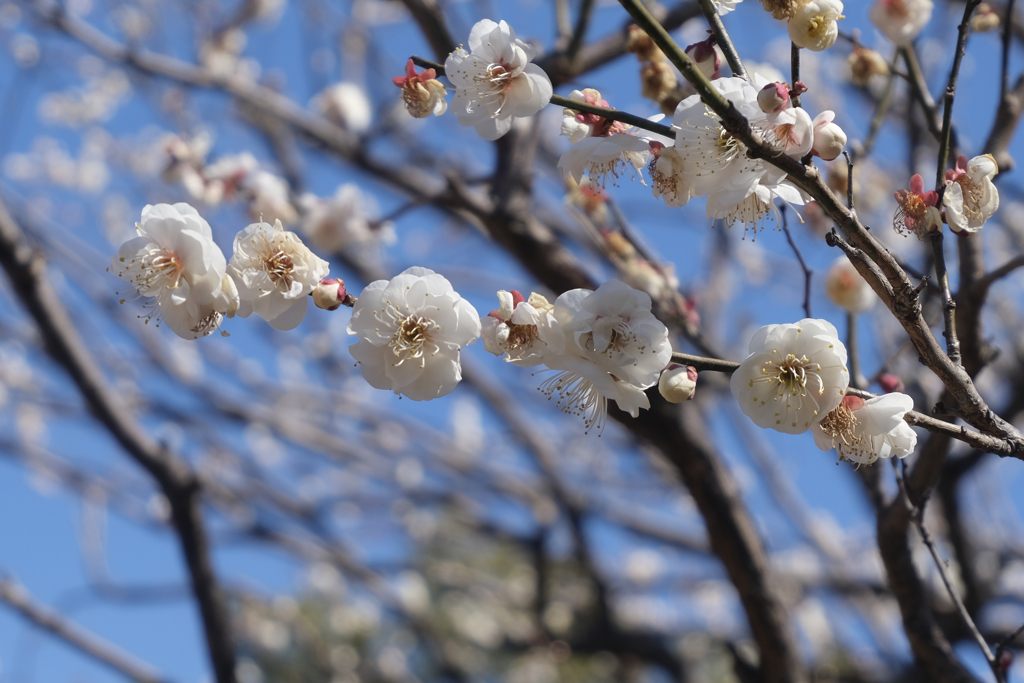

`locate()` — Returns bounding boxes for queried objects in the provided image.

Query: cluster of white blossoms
[730,318,916,464]
[481,281,672,432]
[111,203,329,338]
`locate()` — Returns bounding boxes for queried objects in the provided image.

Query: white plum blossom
[684,36,723,80]
[810,111,847,161]
[392,59,447,118]
[672,77,785,202]
[559,135,652,186]
[649,144,692,208]
[554,280,672,390]
[943,154,999,235]
[229,219,330,331]
[244,171,298,226]
[870,0,933,47]
[812,393,917,465]
[297,185,395,254]
[111,203,238,339]
[769,106,814,159]
[788,0,844,52]
[712,0,742,15]
[731,318,849,434]
[518,281,668,432]
[705,178,806,234]
[313,82,373,134]
[825,257,875,313]
[558,89,652,185]
[481,290,565,366]
[444,19,553,140]
[347,267,481,401]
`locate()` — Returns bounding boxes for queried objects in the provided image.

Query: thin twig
[697,0,745,78]
[1002,0,1017,101]
[780,207,812,318]
[842,151,855,210]
[0,577,168,683]
[566,0,595,62]
[790,42,802,108]
[410,55,677,139]
[890,460,1001,680]
[930,232,962,365]
[936,1,982,189]
[858,51,899,159]
[901,46,943,141]
[974,254,1024,296]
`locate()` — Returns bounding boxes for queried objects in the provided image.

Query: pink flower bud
[313,278,348,311]
[878,374,904,393]
[685,36,722,80]
[757,82,791,115]
[659,364,698,403]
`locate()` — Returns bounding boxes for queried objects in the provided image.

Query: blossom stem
[696,0,746,79]
[841,151,855,209]
[859,51,898,159]
[780,207,812,319]
[410,55,677,139]
[936,0,982,190]
[846,312,866,390]
[930,232,962,365]
[790,43,801,108]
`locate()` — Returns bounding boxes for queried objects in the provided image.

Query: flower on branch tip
[943,154,999,235]
[812,393,917,465]
[444,19,552,141]
[730,318,849,434]
[893,174,942,239]
[111,203,238,339]
[810,110,846,161]
[788,0,844,52]
[313,278,348,311]
[392,58,448,118]
[558,90,656,186]
[825,257,876,313]
[481,290,565,366]
[526,281,670,433]
[347,267,481,401]
[757,82,791,115]
[684,34,722,80]
[230,219,330,330]
[870,0,933,47]
[659,364,697,402]
[971,4,1000,32]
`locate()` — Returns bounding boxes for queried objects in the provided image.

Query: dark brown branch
[984,74,1024,172]
[0,199,238,683]
[397,0,456,61]
[0,577,168,683]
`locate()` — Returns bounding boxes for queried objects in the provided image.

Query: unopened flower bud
[757,82,791,115]
[313,278,348,310]
[971,4,1000,32]
[878,374,904,394]
[659,364,697,403]
[848,47,889,86]
[811,111,847,161]
[825,257,875,313]
[685,35,722,80]
[392,58,448,118]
